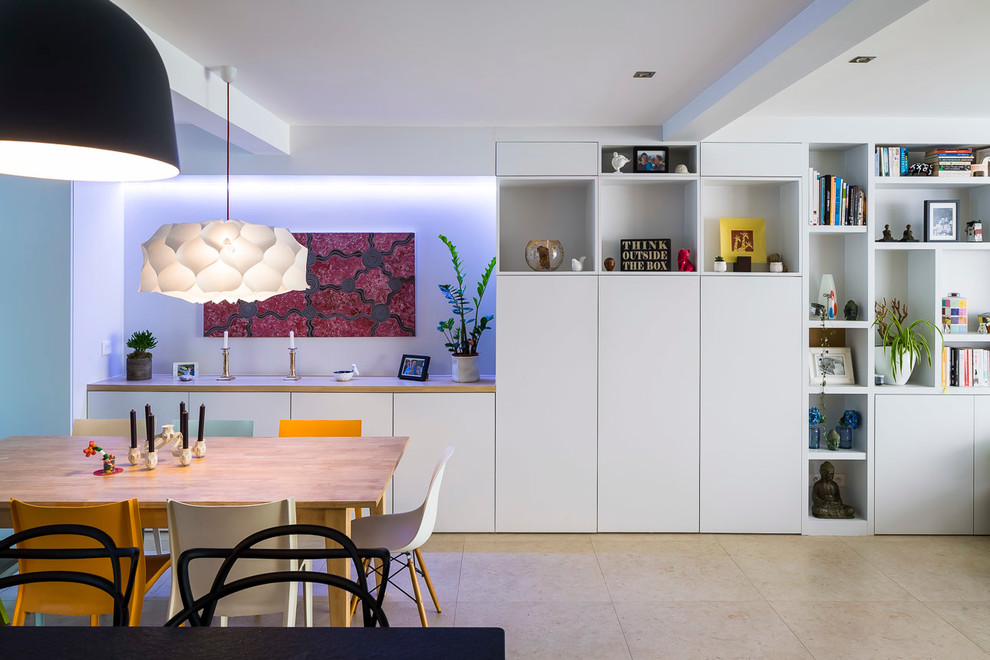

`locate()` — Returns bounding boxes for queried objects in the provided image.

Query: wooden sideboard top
[88,374,495,394]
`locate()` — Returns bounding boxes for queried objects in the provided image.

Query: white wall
[72,182,125,420]
[0,175,72,436]
[118,175,497,378]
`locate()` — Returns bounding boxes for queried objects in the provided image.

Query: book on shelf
[945,347,990,387]
[875,146,908,176]
[809,172,865,226]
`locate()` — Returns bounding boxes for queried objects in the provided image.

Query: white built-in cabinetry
[495,140,804,533]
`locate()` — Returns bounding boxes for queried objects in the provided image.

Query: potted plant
[126,330,157,381]
[768,253,784,273]
[837,409,861,450]
[437,234,495,382]
[872,297,942,385]
[713,255,727,272]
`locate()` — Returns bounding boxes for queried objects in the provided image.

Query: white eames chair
[349,446,454,627]
[166,498,313,627]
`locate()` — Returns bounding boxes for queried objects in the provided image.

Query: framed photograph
[633,146,668,173]
[718,217,766,263]
[172,361,198,379]
[397,354,430,381]
[808,347,855,386]
[924,199,960,242]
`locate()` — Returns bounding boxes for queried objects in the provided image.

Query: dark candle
[129,409,137,449]
[145,407,153,449]
[148,413,156,453]
[179,400,186,415]
[198,404,205,444]
[180,410,189,449]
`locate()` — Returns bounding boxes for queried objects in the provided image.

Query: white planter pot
[713,261,727,272]
[875,346,916,385]
[451,354,480,383]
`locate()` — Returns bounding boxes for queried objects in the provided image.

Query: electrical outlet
[100,340,111,356]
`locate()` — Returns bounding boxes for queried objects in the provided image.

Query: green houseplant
[126,330,157,381]
[872,297,941,385]
[713,255,727,272]
[437,234,495,382]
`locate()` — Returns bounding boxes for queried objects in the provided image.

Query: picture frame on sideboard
[924,199,960,242]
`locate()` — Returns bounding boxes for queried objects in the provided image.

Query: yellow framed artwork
[719,217,766,263]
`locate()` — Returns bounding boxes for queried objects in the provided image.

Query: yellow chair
[72,419,167,554]
[10,499,170,627]
[277,419,362,438]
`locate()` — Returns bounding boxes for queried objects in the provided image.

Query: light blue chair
[169,419,254,438]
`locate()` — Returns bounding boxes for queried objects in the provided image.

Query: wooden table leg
[325,507,351,627]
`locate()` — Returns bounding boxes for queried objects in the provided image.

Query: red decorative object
[204,232,416,338]
[677,248,695,272]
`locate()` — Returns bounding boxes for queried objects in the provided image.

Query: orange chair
[277,420,367,518]
[10,499,170,627]
[277,419,362,438]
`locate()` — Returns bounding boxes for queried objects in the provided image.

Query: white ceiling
[110,0,977,142]
[749,0,990,119]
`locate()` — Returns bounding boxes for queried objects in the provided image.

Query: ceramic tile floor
[5,532,990,659]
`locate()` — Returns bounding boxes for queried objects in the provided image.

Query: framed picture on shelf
[718,217,766,263]
[808,347,855,386]
[632,147,668,173]
[924,199,960,242]
[172,361,198,379]
[397,354,430,381]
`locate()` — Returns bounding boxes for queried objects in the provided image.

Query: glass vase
[837,426,853,450]
[809,426,820,449]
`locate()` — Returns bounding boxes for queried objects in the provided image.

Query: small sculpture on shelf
[811,461,854,519]
[843,299,859,321]
[570,256,586,271]
[674,164,689,174]
[877,224,895,242]
[610,152,630,174]
[899,224,918,242]
[677,249,695,272]
[603,257,616,271]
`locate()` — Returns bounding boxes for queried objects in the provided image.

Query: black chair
[0,524,140,626]
[165,524,390,627]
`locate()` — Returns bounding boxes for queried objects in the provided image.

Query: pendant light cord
[226,79,230,222]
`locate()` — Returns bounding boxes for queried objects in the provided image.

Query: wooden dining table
[0,434,408,627]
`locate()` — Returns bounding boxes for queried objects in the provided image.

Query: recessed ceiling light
[633,71,655,78]
[848,56,876,64]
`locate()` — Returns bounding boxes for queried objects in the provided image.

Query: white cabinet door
[976,398,990,535]
[495,275,598,532]
[289,393,393,436]
[88,391,189,422]
[188,392,291,438]
[394,393,495,532]
[876,395,974,535]
[700,276,803,533]
[598,276,700,532]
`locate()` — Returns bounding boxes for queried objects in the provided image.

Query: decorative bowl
[524,240,564,271]
[333,370,353,382]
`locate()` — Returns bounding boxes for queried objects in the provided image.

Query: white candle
[223,331,228,348]
[289,330,295,349]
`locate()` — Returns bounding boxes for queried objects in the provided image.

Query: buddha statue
[811,461,854,519]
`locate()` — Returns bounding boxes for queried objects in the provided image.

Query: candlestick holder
[217,347,236,381]
[284,347,301,381]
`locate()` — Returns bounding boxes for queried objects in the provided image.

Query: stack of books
[924,148,974,177]
[875,146,908,177]
[943,346,990,388]
[809,168,866,226]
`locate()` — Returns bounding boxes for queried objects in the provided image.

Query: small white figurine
[611,152,630,173]
[571,256,586,271]
[674,164,689,174]
[351,363,360,377]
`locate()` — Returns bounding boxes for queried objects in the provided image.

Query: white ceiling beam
[140,24,290,155]
[662,0,928,142]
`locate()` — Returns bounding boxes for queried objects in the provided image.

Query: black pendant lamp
[0,0,180,181]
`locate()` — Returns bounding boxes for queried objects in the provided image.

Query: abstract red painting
[203,232,415,337]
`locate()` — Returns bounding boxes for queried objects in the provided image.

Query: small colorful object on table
[83,441,122,476]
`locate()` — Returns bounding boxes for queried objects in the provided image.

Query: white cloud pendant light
[139,220,308,304]
[139,66,307,304]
